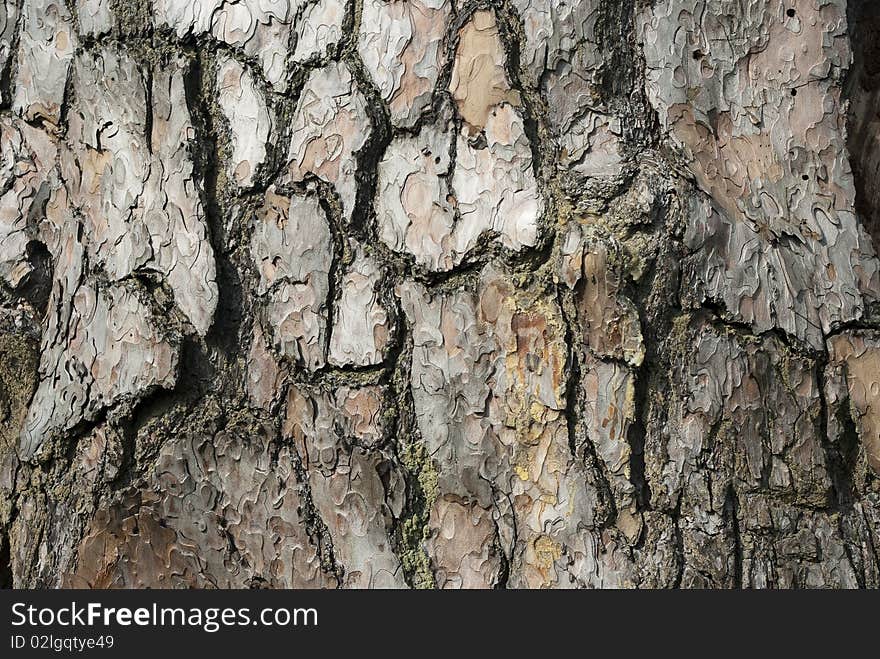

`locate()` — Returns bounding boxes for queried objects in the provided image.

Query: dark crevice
[491,494,512,589]
[557,287,617,528]
[289,442,344,587]
[700,298,819,357]
[0,532,12,588]
[143,67,153,154]
[626,356,652,511]
[183,53,244,355]
[671,495,685,588]
[724,484,743,589]
[0,0,22,110]
[595,0,660,149]
[16,240,54,318]
[206,231,245,357]
[344,50,392,240]
[383,311,435,589]
[846,0,880,251]
[315,187,347,367]
[838,512,867,589]
[827,398,861,510]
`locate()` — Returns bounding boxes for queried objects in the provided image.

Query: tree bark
[0,0,879,589]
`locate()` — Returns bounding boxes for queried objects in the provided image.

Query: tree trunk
[1,0,879,589]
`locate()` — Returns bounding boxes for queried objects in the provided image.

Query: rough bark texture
[0,0,879,589]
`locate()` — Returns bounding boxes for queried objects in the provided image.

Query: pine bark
[1,0,879,589]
